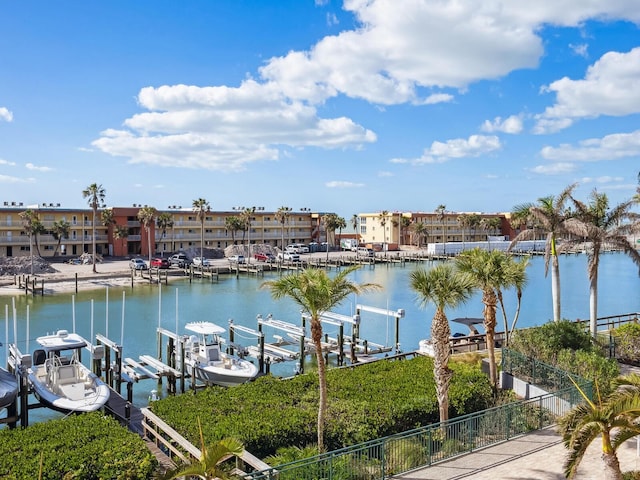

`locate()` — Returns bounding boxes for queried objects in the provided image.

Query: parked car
[150,257,170,269]
[192,257,212,267]
[228,255,246,264]
[254,252,275,262]
[277,252,301,262]
[168,253,190,268]
[356,247,375,258]
[129,258,148,270]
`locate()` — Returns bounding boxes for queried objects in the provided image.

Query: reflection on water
[3,251,640,408]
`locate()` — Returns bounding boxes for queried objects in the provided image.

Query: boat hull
[28,369,110,413]
[190,361,259,387]
[0,368,18,410]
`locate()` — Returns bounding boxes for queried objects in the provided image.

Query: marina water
[3,252,640,415]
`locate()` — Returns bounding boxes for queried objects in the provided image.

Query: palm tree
[322,213,340,262]
[20,209,44,275]
[559,374,640,480]
[51,219,70,257]
[261,266,381,451]
[457,214,470,249]
[379,210,389,256]
[336,216,347,246]
[468,213,481,242]
[351,214,359,242]
[275,206,292,249]
[101,208,116,256]
[224,216,244,245]
[137,206,157,265]
[509,184,576,323]
[413,222,428,247]
[455,248,513,388]
[564,189,640,338]
[496,255,529,346]
[82,183,106,273]
[113,225,128,255]
[400,216,411,246]
[240,207,256,259]
[156,212,174,255]
[163,419,244,480]
[410,264,474,423]
[435,204,447,255]
[192,198,211,263]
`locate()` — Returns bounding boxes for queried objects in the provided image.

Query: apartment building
[355,211,509,249]
[0,203,323,259]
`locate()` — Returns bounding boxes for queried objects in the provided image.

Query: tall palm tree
[101,208,115,256]
[137,206,157,265]
[240,207,256,259]
[51,219,70,257]
[468,213,481,242]
[20,209,44,275]
[192,198,211,263]
[379,210,389,256]
[156,212,174,255]
[82,183,106,273]
[162,419,244,480]
[509,183,576,323]
[564,189,640,337]
[495,255,529,346]
[261,266,381,452]
[275,206,292,249]
[559,374,640,480]
[455,248,513,388]
[410,264,474,423]
[457,214,470,248]
[336,215,347,246]
[399,216,411,246]
[435,204,447,255]
[351,214,359,242]
[322,213,340,262]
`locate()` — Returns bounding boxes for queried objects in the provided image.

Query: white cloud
[378,171,394,177]
[480,115,523,134]
[534,47,640,133]
[529,162,577,175]
[93,82,376,171]
[0,174,34,183]
[570,43,589,58]
[0,159,16,166]
[402,135,501,165]
[540,129,640,161]
[325,180,365,188]
[25,163,53,172]
[326,13,339,26]
[580,176,624,184]
[0,107,13,122]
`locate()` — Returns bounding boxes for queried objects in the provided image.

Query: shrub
[510,320,592,362]
[0,412,157,479]
[612,322,640,364]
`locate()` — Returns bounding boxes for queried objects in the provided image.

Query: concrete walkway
[393,427,640,479]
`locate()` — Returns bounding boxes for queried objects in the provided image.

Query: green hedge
[612,323,640,364]
[0,412,157,479]
[151,356,493,458]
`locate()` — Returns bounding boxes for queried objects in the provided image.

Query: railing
[243,386,586,480]
[501,348,592,394]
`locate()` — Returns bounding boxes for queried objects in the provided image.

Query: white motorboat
[28,330,110,413]
[183,321,258,387]
[0,367,18,410]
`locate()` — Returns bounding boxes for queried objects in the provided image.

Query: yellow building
[355,210,507,250]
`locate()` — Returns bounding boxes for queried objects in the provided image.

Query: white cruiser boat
[28,330,110,413]
[183,322,258,387]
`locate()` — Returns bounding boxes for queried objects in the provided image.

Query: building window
[361,226,367,234]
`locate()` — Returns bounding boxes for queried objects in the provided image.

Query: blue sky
[1,1,639,222]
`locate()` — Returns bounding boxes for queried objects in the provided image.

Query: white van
[356,247,375,257]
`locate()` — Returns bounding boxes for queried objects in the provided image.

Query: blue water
[3,252,640,410]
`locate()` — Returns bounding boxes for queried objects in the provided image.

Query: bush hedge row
[151,355,493,458]
[0,412,157,479]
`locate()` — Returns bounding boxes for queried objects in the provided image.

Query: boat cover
[0,368,18,409]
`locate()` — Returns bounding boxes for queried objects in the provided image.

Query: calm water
[3,251,640,410]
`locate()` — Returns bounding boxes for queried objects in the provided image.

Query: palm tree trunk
[92,208,97,273]
[551,254,561,322]
[432,309,452,424]
[311,318,327,452]
[590,270,598,338]
[483,289,498,388]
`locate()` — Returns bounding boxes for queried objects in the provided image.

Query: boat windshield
[202,333,220,346]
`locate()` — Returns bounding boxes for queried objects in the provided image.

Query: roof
[185,321,226,335]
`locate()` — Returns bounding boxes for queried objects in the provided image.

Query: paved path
[393,427,640,480]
